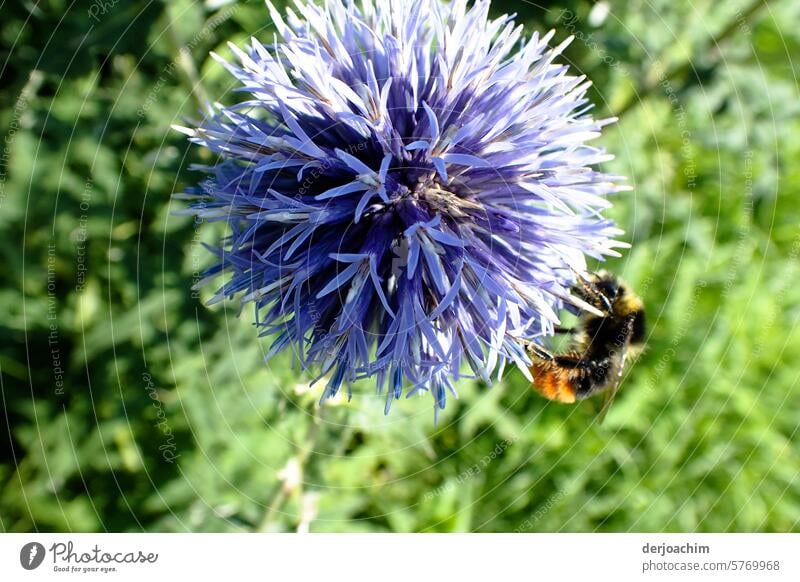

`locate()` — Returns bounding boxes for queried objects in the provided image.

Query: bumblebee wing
[597,316,635,424]
[597,350,627,424]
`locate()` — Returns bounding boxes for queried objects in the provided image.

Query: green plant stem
[257,406,327,532]
[166,6,210,110]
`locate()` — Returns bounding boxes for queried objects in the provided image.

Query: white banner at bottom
[0,533,797,581]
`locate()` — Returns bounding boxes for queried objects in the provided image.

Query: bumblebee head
[592,272,647,346]
[575,271,644,317]
[591,271,622,301]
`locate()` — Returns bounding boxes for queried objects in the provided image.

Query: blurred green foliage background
[1,0,798,533]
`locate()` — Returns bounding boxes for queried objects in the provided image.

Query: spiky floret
[177,0,628,417]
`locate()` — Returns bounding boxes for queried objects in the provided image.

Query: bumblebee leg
[568,267,613,314]
[519,339,555,361]
[530,344,555,361]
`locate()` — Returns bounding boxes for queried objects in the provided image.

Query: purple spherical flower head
[176,0,628,418]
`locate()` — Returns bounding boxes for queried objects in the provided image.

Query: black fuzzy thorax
[556,289,646,399]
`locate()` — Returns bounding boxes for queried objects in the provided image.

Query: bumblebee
[526,270,646,421]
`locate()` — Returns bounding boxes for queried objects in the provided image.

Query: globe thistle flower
[177,0,627,417]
